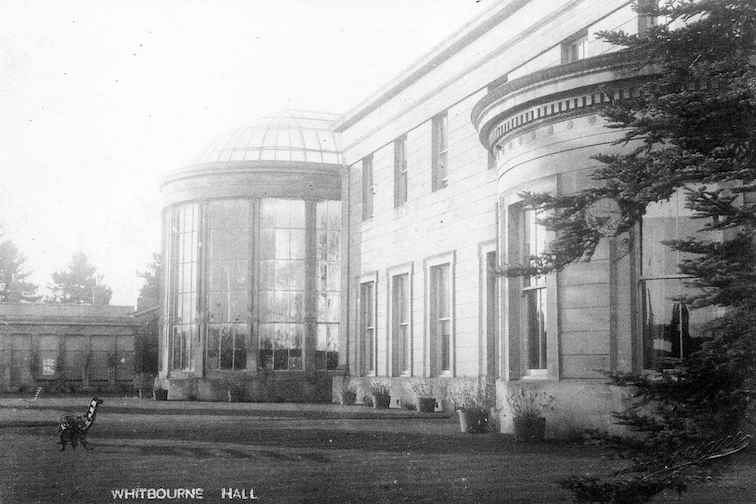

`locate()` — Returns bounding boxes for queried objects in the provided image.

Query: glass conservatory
[158,111,344,401]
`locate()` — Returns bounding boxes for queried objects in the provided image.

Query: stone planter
[513,416,546,442]
[417,397,436,413]
[456,408,489,433]
[372,394,391,409]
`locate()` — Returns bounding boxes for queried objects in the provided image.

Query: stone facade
[334,0,676,436]
[0,304,142,392]
[160,0,710,436]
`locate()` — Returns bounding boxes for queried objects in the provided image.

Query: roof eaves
[333,0,531,132]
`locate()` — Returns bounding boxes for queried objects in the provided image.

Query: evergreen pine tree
[136,253,161,311]
[502,1,756,501]
[0,237,38,302]
[50,252,113,305]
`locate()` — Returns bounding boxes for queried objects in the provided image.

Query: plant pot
[341,391,357,405]
[457,408,489,433]
[417,397,436,413]
[373,394,391,409]
[513,416,546,442]
[153,389,168,401]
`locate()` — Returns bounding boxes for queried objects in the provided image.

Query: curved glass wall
[206,200,251,370]
[259,199,306,371]
[168,203,200,371]
[163,197,341,375]
[316,200,341,369]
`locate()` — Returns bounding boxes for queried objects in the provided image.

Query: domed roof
[192,110,342,166]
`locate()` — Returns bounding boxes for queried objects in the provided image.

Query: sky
[0,0,493,306]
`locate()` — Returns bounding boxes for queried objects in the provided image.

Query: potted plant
[411,381,436,413]
[340,382,357,405]
[506,388,555,442]
[368,380,391,409]
[448,380,490,433]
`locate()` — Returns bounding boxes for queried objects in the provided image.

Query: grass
[0,397,753,504]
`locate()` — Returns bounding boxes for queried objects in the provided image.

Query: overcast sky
[0,0,491,306]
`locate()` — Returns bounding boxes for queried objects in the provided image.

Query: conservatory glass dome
[192,110,342,166]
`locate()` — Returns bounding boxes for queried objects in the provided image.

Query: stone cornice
[472,51,637,126]
[333,0,532,133]
[161,161,344,189]
[472,51,656,149]
[0,317,140,327]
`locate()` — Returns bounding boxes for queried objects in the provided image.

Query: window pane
[641,190,720,369]
[440,319,450,371]
[525,288,547,370]
[360,282,375,373]
[317,200,342,367]
[392,273,410,375]
[434,265,449,318]
[290,229,306,260]
[259,323,304,370]
[523,208,547,287]
[643,191,705,277]
[258,199,306,371]
[362,157,373,220]
[430,264,451,374]
[400,325,409,373]
[398,275,407,323]
[169,202,200,371]
[206,328,220,370]
[316,324,340,370]
[394,136,408,206]
[642,279,720,368]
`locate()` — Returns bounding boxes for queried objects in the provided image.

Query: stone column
[304,200,318,376]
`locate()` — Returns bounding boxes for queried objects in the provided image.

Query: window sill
[206,369,255,374]
[258,369,305,374]
[521,370,550,380]
[640,367,683,381]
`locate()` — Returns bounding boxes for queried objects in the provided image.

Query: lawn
[0,397,752,504]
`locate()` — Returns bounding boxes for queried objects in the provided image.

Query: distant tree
[50,252,112,305]
[136,253,161,311]
[0,238,38,302]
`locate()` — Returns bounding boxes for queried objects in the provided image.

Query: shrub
[506,389,555,421]
[340,383,357,405]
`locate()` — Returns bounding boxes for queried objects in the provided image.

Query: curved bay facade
[160,1,716,434]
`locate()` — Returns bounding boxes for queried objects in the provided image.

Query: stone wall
[347,91,499,379]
